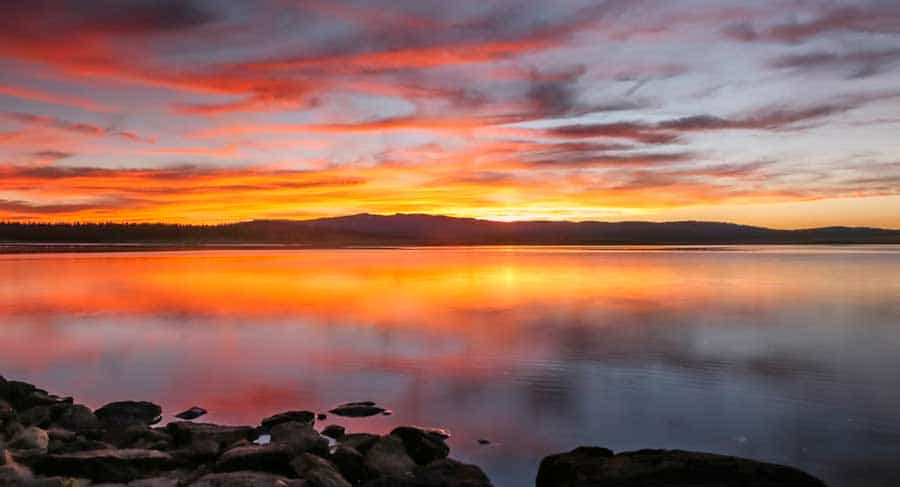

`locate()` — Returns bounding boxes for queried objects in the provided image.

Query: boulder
[412,458,493,487]
[0,380,71,411]
[388,427,449,466]
[321,425,345,440]
[188,471,295,487]
[9,426,49,452]
[328,403,385,418]
[31,448,175,483]
[50,437,115,455]
[0,399,15,422]
[214,444,295,476]
[175,407,208,421]
[340,434,379,455]
[169,439,220,464]
[261,411,316,430]
[51,404,102,435]
[94,402,162,428]
[292,453,351,487]
[18,406,52,428]
[104,425,172,450]
[535,447,827,487]
[166,422,257,449]
[329,445,368,485]
[270,422,328,456]
[363,436,415,480]
[0,449,34,484]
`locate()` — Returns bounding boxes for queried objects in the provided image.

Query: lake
[1,246,899,486]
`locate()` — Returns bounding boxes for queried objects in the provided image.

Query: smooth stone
[363,436,416,480]
[291,453,351,487]
[269,422,328,456]
[31,448,175,483]
[261,411,316,430]
[175,407,208,421]
[9,426,49,452]
[535,447,827,487]
[389,427,449,466]
[321,425,345,440]
[94,402,162,427]
[166,422,257,449]
[188,471,294,487]
[214,443,295,476]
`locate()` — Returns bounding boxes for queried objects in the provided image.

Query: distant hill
[1,213,899,245]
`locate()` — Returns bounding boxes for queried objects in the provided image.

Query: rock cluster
[0,376,490,486]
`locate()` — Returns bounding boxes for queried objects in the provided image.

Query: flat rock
[175,407,208,421]
[389,427,449,466]
[363,436,416,480]
[166,422,257,449]
[261,411,316,430]
[31,448,175,483]
[535,447,827,487]
[189,471,295,487]
[214,443,295,476]
[94,402,162,428]
[269,421,328,456]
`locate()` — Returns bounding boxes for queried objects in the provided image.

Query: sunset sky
[1,0,899,228]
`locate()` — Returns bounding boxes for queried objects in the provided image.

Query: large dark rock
[50,403,101,436]
[49,437,115,454]
[8,426,49,453]
[94,402,162,428]
[188,471,297,486]
[0,380,71,412]
[536,447,827,487]
[31,448,175,483]
[340,434,379,455]
[412,458,493,487]
[270,421,328,456]
[329,445,368,485]
[261,411,316,430]
[214,444,295,476]
[363,436,416,480]
[389,427,449,466]
[292,453,351,487]
[166,422,257,449]
[321,425,345,440]
[104,424,172,450]
[329,403,385,418]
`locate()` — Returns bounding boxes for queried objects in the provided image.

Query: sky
[1,0,899,228]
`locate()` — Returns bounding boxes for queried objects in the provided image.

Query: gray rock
[388,427,449,466]
[31,448,175,483]
[535,447,827,487]
[9,426,49,452]
[166,422,257,449]
[321,425,345,440]
[270,422,328,456]
[363,436,415,480]
[214,443,295,476]
[94,402,162,428]
[261,411,316,430]
[291,453,351,487]
[188,471,294,487]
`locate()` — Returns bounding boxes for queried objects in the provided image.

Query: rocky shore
[1,376,827,486]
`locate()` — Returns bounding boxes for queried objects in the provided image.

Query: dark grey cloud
[770,48,900,79]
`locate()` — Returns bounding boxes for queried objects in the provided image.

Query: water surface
[2,246,899,486]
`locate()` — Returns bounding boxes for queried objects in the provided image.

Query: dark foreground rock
[536,447,827,487]
[2,376,828,487]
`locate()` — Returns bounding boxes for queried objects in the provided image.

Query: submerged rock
[175,407,208,421]
[328,402,385,418]
[535,447,827,487]
[94,402,162,428]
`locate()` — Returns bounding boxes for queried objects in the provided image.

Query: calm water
[1,246,899,486]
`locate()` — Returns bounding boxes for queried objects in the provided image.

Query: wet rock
[31,448,175,483]
[94,402,162,428]
[389,427,449,466]
[261,411,316,430]
[214,443,295,476]
[339,434,379,456]
[270,421,328,456]
[412,458,493,487]
[189,471,294,487]
[175,407,208,421]
[166,422,257,449]
[329,445,368,485]
[329,403,385,418]
[9,426,49,452]
[363,436,415,480]
[321,425,345,440]
[535,447,827,487]
[291,453,351,487]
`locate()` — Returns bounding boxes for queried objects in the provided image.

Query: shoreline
[1,376,828,486]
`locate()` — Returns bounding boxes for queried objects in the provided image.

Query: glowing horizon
[2,1,900,229]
